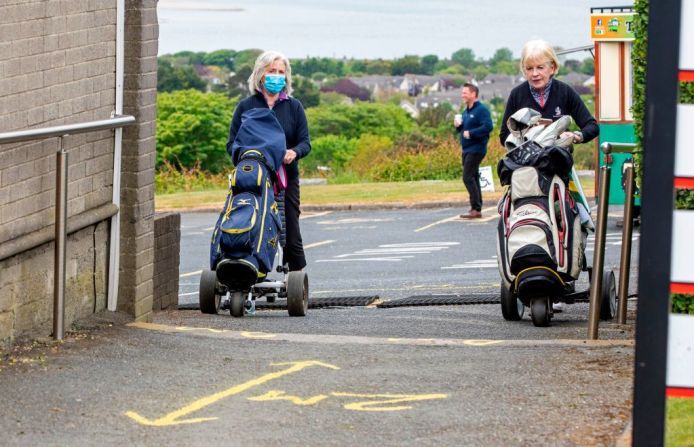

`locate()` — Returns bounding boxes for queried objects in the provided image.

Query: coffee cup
[454,113,462,126]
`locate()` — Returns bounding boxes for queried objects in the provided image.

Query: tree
[451,48,476,69]
[320,78,370,101]
[226,64,253,99]
[581,58,595,75]
[391,55,422,75]
[157,58,206,92]
[233,49,264,69]
[203,49,236,70]
[490,47,513,65]
[306,102,415,140]
[156,90,237,173]
[421,54,439,75]
[292,76,320,108]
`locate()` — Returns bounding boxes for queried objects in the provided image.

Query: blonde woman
[226,50,311,272]
[499,39,598,146]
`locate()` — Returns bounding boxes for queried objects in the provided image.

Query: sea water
[158,0,631,59]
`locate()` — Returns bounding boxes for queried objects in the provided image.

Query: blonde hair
[519,39,560,76]
[247,50,293,95]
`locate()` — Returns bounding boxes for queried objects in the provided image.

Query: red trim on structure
[667,387,694,398]
[671,282,694,294]
[680,71,694,82]
[674,177,694,189]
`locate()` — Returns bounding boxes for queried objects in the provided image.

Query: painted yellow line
[125,360,339,426]
[331,392,448,412]
[180,270,202,278]
[300,210,333,220]
[414,214,460,232]
[303,239,335,249]
[128,322,634,348]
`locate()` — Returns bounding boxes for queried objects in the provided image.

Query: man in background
[454,83,493,219]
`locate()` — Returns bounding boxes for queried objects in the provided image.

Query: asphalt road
[0,206,640,446]
[178,207,639,306]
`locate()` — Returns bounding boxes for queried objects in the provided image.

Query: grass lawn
[667,397,694,447]
[155,176,596,211]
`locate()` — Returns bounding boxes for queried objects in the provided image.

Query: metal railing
[0,114,136,340]
[587,142,638,339]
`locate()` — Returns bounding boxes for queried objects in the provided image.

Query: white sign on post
[479,166,495,192]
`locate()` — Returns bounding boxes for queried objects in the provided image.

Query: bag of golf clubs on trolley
[199,108,309,318]
[496,108,614,326]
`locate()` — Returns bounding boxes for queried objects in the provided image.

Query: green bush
[306,102,415,140]
[157,90,237,173]
[301,135,358,175]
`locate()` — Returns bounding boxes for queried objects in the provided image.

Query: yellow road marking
[180,270,202,278]
[248,390,330,406]
[128,322,634,348]
[300,211,333,220]
[125,360,339,426]
[463,340,504,346]
[241,331,276,339]
[414,214,460,232]
[332,392,448,412]
[304,239,336,249]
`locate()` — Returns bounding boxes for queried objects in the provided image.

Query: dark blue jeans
[462,152,485,212]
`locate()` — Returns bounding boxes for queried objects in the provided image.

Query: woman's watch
[573,131,584,143]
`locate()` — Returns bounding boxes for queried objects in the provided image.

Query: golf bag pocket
[231,158,268,196]
[548,177,584,279]
[507,198,557,275]
[219,192,259,258]
[511,167,550,201]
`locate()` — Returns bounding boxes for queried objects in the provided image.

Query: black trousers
[283,176,306,271]
[462,152,485,212]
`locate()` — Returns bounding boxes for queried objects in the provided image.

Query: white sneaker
[552,302,565,313]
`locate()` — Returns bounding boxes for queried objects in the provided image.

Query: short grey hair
[247,50,293,95]
[519,39,560,76]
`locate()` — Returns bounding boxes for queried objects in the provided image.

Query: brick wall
[153,213,180,311]
[0,0,158,345]
[117,0,157,321]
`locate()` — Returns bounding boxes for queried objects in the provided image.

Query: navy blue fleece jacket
[227,92,311,180]
[455,100,494,154]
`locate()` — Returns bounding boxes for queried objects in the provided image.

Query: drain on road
[377,294,499,308]
[178,295,379,311]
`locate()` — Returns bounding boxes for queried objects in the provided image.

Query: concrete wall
[0,0,158,346]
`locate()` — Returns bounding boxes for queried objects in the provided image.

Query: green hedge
[633,0,693,313]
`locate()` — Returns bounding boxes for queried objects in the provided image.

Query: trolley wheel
[230,291,245,318]
[287,271,308,317]
[500,280,524,321]
[199,270,220,314]
[600,270,617,320]
[530,296,551,327]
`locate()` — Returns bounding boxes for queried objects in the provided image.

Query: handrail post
[53,136,67,340]
[617,162,636,324]
[588,143,613,339]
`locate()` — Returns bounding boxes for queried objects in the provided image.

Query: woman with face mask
[499,39,599,147]
[226,50,311,273]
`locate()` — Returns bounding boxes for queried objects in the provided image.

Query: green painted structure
[598,123,638,205]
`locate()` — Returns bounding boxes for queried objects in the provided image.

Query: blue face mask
[264,74,286,94]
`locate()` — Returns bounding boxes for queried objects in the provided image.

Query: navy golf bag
[210,108,286,290]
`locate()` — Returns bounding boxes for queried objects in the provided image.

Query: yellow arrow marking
[175,326,228,334]
[332,392,448,412]
[248,390,330,406]
[463,339,504,346]
[240,331,276,339]
[125,360,340,426]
